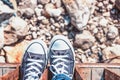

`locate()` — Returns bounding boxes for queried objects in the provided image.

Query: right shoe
[20,39,48,80]
[48,35,75,80]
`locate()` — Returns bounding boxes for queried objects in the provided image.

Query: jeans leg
[52,74,71,80]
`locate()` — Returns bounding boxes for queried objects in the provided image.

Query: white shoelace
[50,55,69,75]
[24,58,44,80]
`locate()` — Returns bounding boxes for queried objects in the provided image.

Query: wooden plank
[0,63,20,68]
[91,68,104,80]
[2,68,16,75]
[0,63,120,68]
[1,67,19,80]
[108,68,120,75]
[105,68,120,80]
[0,68,2,76]
[76,63,120,68]
[75,67,91,80]
[0,63,120,80]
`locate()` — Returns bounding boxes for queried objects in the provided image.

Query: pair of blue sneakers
[20,35,75,80]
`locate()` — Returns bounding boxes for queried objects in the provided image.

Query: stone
[32,32,37,39]
[81,54,88,63]
[41,19,49,25]
[62,0,95,30]
[103,12,110,17]
[109,59,120,63]
[99,17,108,27]
[37,0,50,4]
[109,0,115,4]
[18,0,37,9]
[45,3,62,17]
[0,26,4,49]
[95,29,106,43]
[74,30,96,50]
[23,8,34,19]
[4,40,30,63]
[107,26,119,39]
[51,0,62,7]
[98,2,103,7]
[107,4,113,10]
[9,17,29,37]
[0,1,14,23]
[35,6,43,17]
[102,45,120,60]
[30,25,37,31]
[115,0,120,10]
[4,31,18,45]
[115,39,120,44]
[0,56,5,63]
[88,57,97,63]
[50,18,55,24]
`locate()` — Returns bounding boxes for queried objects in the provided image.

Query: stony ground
[0,0,120,63]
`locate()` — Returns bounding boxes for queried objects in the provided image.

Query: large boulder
[62,0,95,30]
[4,17,29,45]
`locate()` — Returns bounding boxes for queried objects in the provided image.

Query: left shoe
[20,39,48,80]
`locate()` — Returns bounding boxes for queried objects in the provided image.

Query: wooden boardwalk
[0,63,120,80]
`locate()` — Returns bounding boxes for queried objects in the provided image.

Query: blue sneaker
[21,39,47,80]
[48,35,75,80]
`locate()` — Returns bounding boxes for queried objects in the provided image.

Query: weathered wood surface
[0,63,120,80]
[75,63,120,80]
[105,68,120,80]
[91,68,104,80]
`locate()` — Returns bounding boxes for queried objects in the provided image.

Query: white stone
[107,26,119,39]
[0,56,5,63]
[99,18,108,27]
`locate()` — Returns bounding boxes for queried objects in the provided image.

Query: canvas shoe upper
[48,35,75,80]
[21,39,47,80]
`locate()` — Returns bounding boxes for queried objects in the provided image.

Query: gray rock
[9,17,28,37]
[45,3,62,17]
[23,8,34,19]
[50,18,55,24]
[0,26,4,49]
[32,32,37,39]
[0,1,14,23]
[19,0,37,9]
[4,31,18,45]
[107,26,119,39]
[109,0,115,4]
[102,45,120,60]
[62,0,95,30]
[115,0,120,10]
[35,5,43,17]
[0,56,5,63]
[81,54,87,63]
[74,30,95,50]
[37,0,50,4]
[41,19,49,25]
[51,0,62,7]
[99,17,108,27]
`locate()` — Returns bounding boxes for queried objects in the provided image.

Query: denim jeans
[52,74,71,80]
[1,0,13,8]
